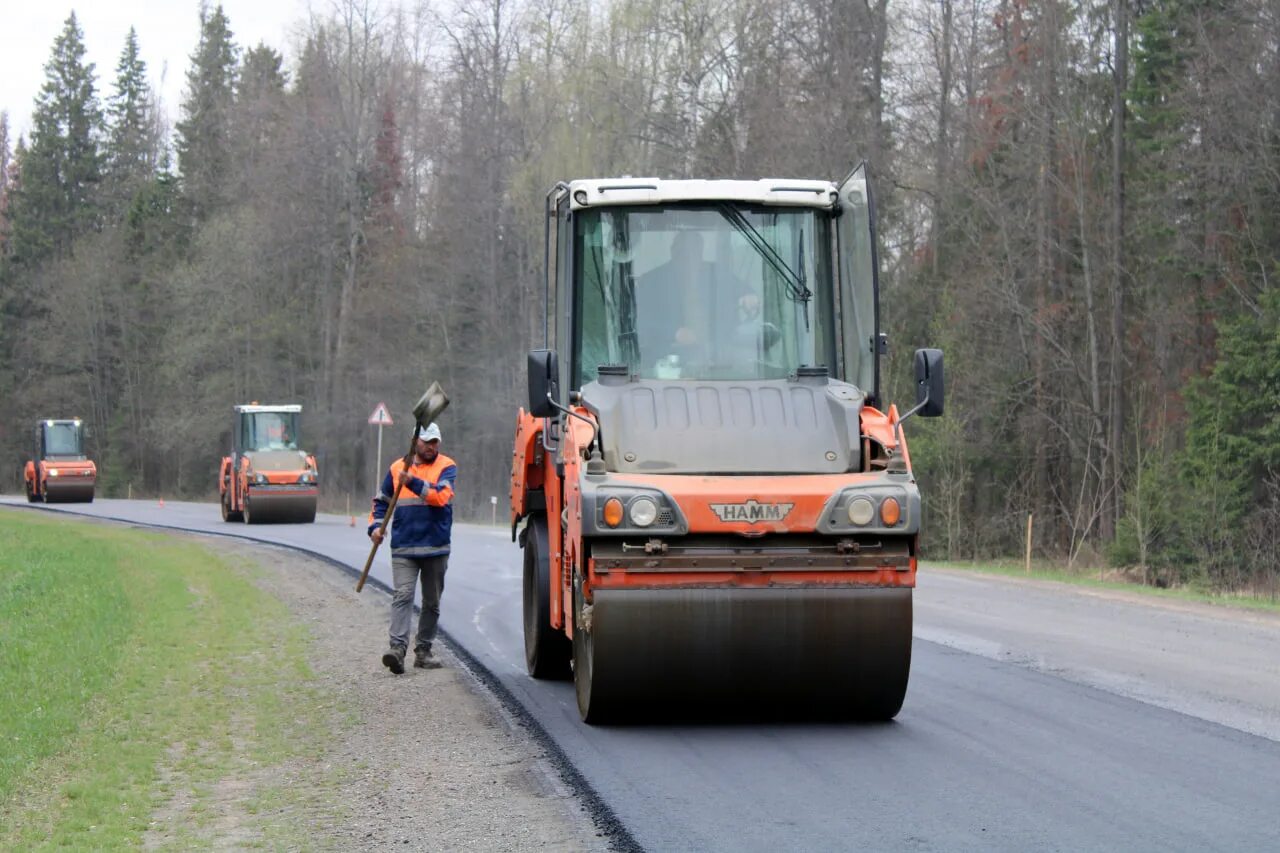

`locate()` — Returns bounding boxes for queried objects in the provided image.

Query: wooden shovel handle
[356,489,401,592]
[355,429,420,593]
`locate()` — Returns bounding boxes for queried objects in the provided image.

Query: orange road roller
[510,167,944,722]
[25,418,96,503]
[219,403,318,524]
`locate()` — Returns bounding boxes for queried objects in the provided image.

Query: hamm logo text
[710,500,794,524]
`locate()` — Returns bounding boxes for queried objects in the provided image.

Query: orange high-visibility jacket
[368,454,457,557]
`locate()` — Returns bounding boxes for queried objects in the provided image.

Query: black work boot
[382,645,406,675]
[413,647,442,670]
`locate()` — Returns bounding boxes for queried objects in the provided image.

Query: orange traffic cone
[158,497,165,508]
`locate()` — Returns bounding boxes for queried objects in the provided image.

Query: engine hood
[244,449,311,471]
[581,377,864,475]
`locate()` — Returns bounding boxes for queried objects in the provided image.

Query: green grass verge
[0,510,341,849]
[929,559,1280,614]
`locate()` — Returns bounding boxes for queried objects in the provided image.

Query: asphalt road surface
[5,497,1280,852]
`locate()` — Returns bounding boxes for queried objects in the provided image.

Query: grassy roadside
[0,510,340,849]
[929,559,1280,614]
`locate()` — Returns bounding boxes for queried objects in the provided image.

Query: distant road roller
[219,403,318,524]
[510,166,945,722]
[25,418,96,503]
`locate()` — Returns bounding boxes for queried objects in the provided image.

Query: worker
[368,422,457,674]
[636,229,750,375]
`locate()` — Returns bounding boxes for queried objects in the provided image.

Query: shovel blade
[413,381,449,426]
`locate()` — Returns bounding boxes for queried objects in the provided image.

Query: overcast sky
[1,2,308,140]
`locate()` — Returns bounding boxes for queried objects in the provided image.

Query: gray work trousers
[389,554,448,653]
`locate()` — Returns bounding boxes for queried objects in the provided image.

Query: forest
[1,0,1277,594]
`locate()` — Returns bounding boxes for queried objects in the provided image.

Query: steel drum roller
[575,587,912,722]
[44,482,96,503]
[244,488,318,524]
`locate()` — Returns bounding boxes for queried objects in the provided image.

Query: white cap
[416,422,442,443]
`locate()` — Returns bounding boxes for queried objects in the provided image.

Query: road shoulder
[155,534,609,851]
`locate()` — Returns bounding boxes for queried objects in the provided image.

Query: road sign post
[368,402,394,493]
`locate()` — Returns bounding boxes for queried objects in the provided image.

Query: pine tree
[0,112,12,255]
[105,27,155,213]
[233,43,287,184]
[175,4,238,220]
[6,12,103,266]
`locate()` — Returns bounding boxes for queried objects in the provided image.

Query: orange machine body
[511,403,918,640]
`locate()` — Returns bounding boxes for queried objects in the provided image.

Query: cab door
[834,163,881,405]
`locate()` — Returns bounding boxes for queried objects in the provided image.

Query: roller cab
[25,419,96,503]
[512,167,945,722]
[219,404,318,524]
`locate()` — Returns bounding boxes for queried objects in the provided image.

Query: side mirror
[914,348,945,418]
[528,349,560,418]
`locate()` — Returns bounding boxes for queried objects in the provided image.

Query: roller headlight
[255,473,268,485]
[847,497,875,525]
[629,496,658,528]
[49,469,60,477]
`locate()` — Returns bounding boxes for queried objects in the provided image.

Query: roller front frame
[39,463,97,503]
[514,413,923,723]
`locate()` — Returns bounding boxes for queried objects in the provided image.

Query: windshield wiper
[715,204,814,307]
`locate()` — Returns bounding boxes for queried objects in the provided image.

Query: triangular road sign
[368,402,394,425]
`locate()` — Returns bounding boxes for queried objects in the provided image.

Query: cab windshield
[43,422,84,458]
[241,412,300,451]
[574,205,835,384]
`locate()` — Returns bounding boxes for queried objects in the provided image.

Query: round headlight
[847,497,875,525]
[629,496,658,527]
[49,468,60,477]
[256,473,268,485]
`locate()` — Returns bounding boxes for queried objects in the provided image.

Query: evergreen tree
[175,4,238,220]
[105,27,155,212]
[125,151,182,259]
[233,43,287,184]
[6,12,103,266]
[1184,287,1280,499]
[0,112,12,255]
[1127,0,1189,158]
[1160,285,1280,586]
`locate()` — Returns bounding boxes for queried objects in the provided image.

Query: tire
[522,517,571,679]
[25,481,37,503]
[243,494,258,524]
[221,487,243,522]
[573,579,608,723]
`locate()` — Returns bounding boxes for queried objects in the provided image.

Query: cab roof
[234,404,302,414]
[564,178,838,211]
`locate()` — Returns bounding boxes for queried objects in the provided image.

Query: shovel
[356,381,450,592]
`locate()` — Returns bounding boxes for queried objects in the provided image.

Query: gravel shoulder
[158,534,610,852]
